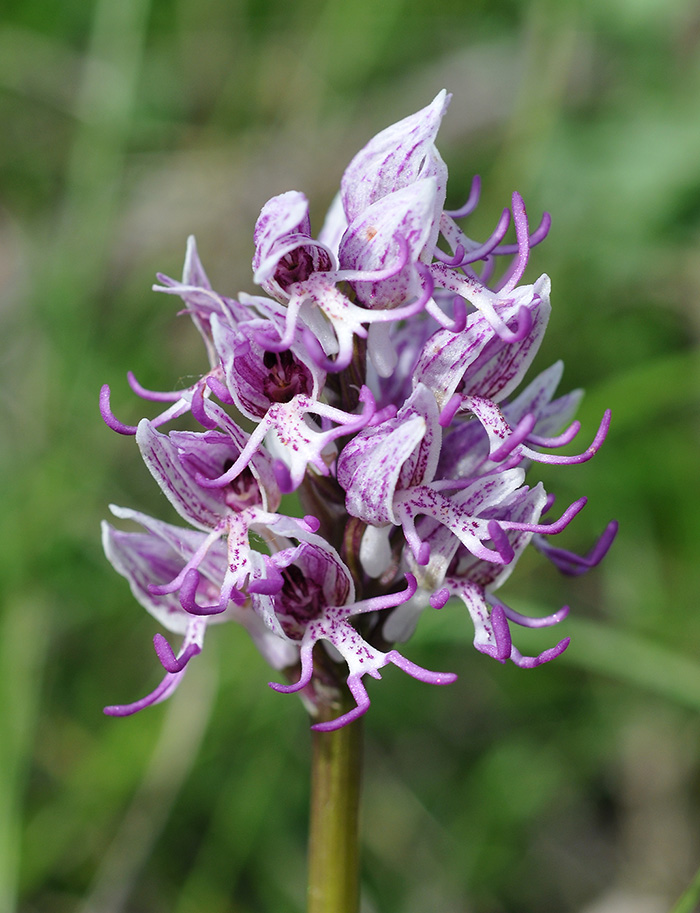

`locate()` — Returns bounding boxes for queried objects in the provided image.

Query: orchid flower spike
[101,90,615,727]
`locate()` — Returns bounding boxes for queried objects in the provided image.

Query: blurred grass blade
[581,347,700,433]
[0,597,50,913]
[560,617,700,713]
[415,606,700,713]
[40,0,152,337]
[78,659,216,913]
[669,861,700,913]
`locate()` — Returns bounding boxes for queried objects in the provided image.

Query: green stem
[307,695,363,913]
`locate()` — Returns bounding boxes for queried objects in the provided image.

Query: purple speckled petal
[338,385,441,525]
[102,512,229,634]
[413,277,551,410]
[269,574,419,689]
[341,90,450,234]
[248,251,436,378]
[339,178,439,308]
[253,534,456,730]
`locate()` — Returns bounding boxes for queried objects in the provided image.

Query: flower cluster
[101,91,616,730]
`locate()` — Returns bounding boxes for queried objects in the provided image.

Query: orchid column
[100,90,616,912]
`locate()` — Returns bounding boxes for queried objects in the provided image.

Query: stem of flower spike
[307,692,363,913]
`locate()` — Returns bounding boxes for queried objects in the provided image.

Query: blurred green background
[1,0,700,910]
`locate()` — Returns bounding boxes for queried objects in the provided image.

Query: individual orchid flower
[439,360,611,473]
[400,482,571,667]
[246,520,456,730]
[457,395,609,467]
[338,383,584,574]
[252,190,336,299]
[211,308,326,420]
[102,506,297,716]
[248,188,441,376]
[134,411,283,601]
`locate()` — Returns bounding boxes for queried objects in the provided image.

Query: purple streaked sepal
[340,90,450,249]
[252,191,335,299]
[135,420,272,530]
[337,383,442,526]
[338,178,439,309]
[153,236,250,368]
[413,275,551,410]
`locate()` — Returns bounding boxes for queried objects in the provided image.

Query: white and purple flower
[101,91,615,729]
